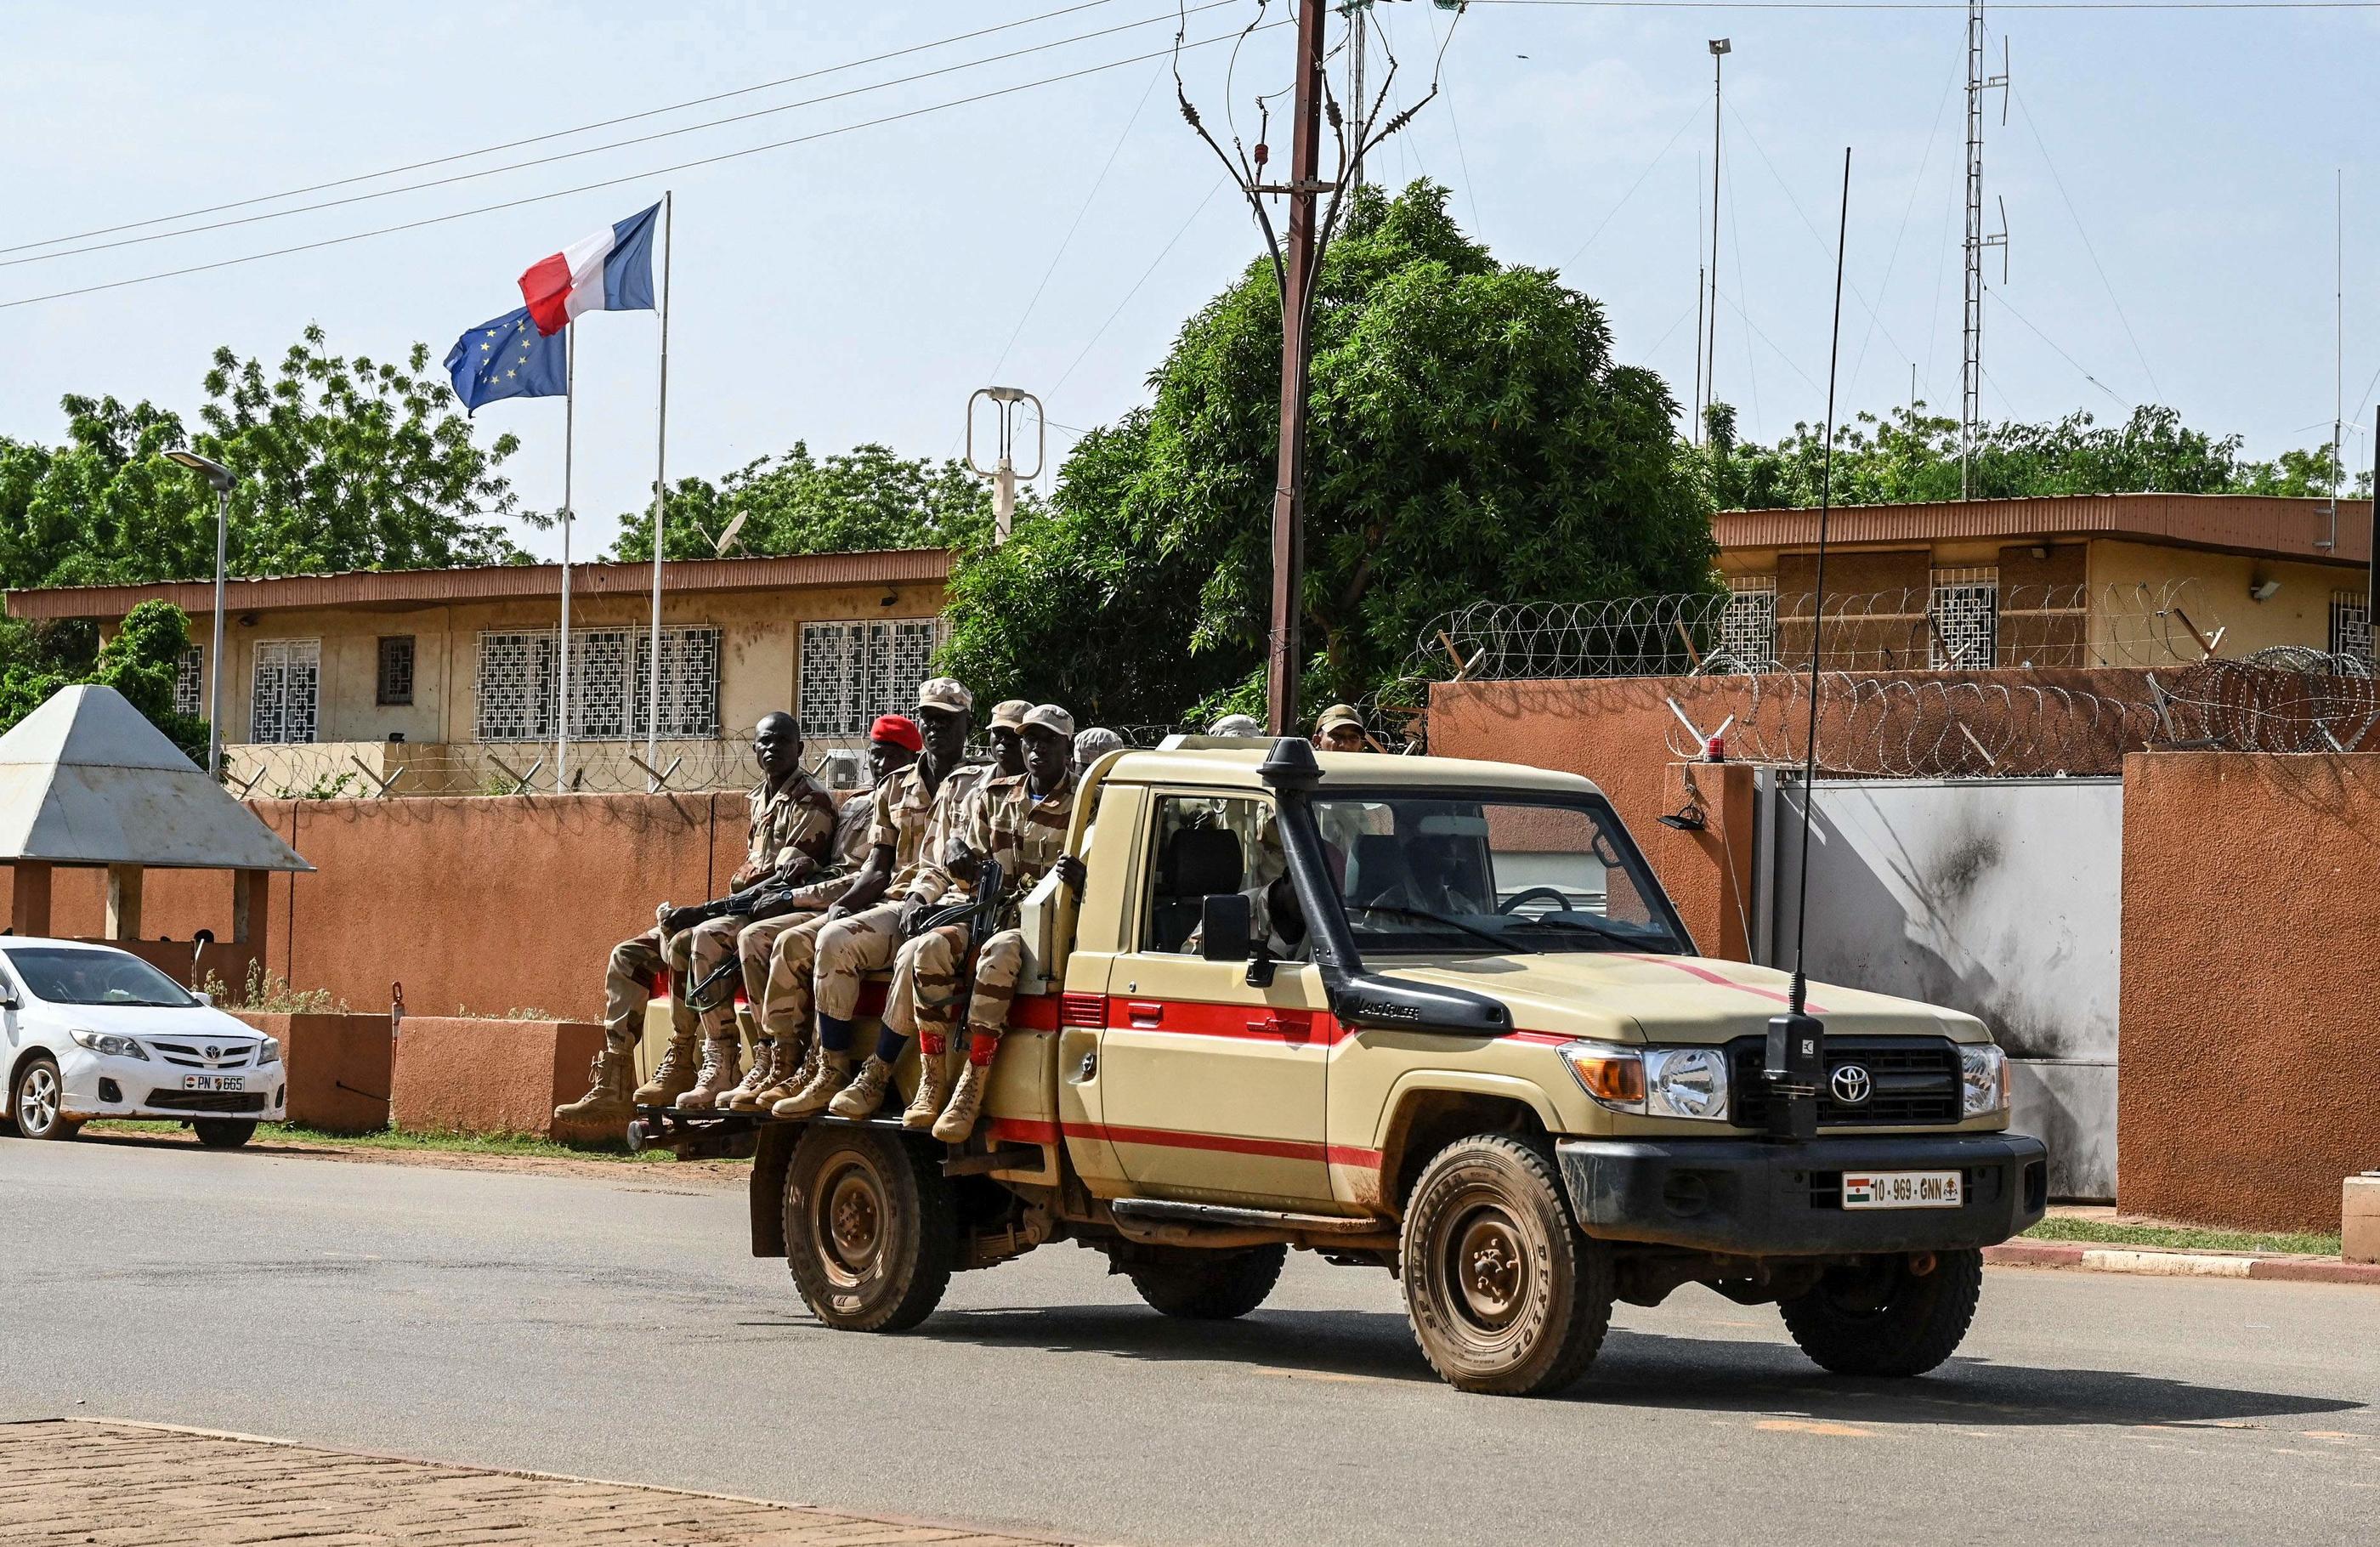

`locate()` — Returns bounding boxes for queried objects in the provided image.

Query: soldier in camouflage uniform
[558,713,822,1125]
[772,678,988,1119]
[985,699,1031,779]
[883,703,1085,1140]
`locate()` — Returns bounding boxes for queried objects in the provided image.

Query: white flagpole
[558,332,575,793]
[644,189,672,782]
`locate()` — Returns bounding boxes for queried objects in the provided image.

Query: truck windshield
[1,947,199,1008]
[1310,793,1686,956]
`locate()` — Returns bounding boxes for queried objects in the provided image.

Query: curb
[1985,1240,2380,1286]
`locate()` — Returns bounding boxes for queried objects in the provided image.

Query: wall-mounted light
[881,590,898,608]
[2249,578,2281,604]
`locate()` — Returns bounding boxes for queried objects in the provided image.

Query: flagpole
[558,332,575,794]
[645,189,672,783]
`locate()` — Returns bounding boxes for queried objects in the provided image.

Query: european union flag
[444,305,567,415]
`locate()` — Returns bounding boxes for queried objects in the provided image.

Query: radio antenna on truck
[1765,148,1852,1142]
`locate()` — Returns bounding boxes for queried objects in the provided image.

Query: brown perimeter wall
[2118,751,2380,1232]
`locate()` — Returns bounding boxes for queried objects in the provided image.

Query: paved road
[4,1135,2371,1547]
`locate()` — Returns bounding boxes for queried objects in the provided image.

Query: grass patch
[2023,1216,2340,1258]
[85,1119,692,1164]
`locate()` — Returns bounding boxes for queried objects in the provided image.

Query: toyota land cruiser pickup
[640,738,2047,1397]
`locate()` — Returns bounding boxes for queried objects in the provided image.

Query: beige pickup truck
[644,738,2046,1397]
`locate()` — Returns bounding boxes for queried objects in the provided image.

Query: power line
[1464,2,2380,10]
[3,3,1240,273]
[0,0,1144,258]
[1559,98,1705,268]
[1424,0,1488,241]
[0,20,1289,314]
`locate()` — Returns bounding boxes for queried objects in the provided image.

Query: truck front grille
[1726,1035,1963,1128]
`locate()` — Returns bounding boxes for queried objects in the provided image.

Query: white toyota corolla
[2,938,285,1148]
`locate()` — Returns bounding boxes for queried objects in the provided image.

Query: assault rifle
[660,871,818,938]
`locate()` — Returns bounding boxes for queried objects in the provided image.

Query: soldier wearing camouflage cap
[985,698,1032,779]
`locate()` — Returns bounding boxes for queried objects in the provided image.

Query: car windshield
[2,947,199,1008]
[1311,792,1687,956]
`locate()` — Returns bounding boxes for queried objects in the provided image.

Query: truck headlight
[1960,1044,2008,1117]
[255,1036,281,1067]
[69,1028,148,1061]
[1560,1042,1731,1121]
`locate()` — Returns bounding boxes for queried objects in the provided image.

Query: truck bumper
[1556,1132,2049,1256]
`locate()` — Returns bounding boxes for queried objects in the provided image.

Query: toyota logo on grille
[205,1046,221,1061]
[1830,1064,1873,1105]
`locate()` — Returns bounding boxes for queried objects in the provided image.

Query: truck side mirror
[1198,893,1253,963]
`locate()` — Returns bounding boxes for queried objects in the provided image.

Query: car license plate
[181,1074,245,1092]
[1842,1170,1962,1210]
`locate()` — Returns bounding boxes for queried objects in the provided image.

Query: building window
[2334,590,2373,664]
[173,649,202,719]
[799,620,939,737]
[473,626,721,742]
[377,636,416,706]
[249,639,320,745]
[1929,566,1999,669]
[1718,576,1777,671]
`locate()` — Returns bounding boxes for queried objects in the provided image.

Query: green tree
[610,442,1000,562]
[940,181,1714,723]
[0,600,207,764]
[0,326,526,591]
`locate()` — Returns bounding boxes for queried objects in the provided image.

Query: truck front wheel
[1126,1245,1286,1320]
[1778,1250,1983,1377]
[1399,1135,1613,1396]
[783,1125,957,1333]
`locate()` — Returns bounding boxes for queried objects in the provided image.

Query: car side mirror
[1198,892,1253,963]
[193,991,212,1007]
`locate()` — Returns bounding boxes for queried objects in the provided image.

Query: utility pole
[1263,0,1329,736]
[1347,1,1368,192]
[966,387,1045,543]
[1962,4,2009,498]
[1704,38,1730,443]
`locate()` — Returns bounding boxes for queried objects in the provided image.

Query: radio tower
[1961,3,2009,498]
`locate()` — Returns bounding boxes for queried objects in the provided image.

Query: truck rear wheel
[1399,1134,1613,1396]
[1126,1245,1286,1320]
[1778,1250,1983,1377]
[783,1125,957,1333]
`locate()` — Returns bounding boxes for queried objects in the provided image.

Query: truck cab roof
[1101,740,1609,801]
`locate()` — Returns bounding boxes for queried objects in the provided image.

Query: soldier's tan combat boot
[826,1056,896,1119]
[773,1051,850,1119]
[932,1058,990,1143]
[902,1043,953,1130]
[555,1050,635,1125]
[742,1035,813,1113]
[632,1038,700,1106]
[718,1038,775,1112]
[675,1036,743,1110]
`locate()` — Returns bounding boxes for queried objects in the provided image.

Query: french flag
[518,201,660,335]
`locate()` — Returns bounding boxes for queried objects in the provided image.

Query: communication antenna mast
[1704,37,1731,444]
[1347,1,1369,191]
[1961,4,2009,498]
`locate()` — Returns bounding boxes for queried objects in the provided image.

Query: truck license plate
[1842,1170,1961,1210]
[181,1074,245,1092]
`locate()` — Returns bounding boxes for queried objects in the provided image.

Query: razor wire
[2148,648,2380,754]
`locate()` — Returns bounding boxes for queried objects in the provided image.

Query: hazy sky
[4,1,2375,564]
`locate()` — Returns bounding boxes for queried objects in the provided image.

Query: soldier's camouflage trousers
[603,926,699,1055]
[813,900,908,1026]
[747,876,860,1044]
[887,924,1027,1062]
[682,917,748,1040]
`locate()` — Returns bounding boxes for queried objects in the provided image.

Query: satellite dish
[715,512,749,557]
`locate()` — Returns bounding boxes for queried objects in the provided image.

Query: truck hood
[1374,952,1986,1046]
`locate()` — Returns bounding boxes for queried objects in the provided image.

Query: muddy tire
[1399,1134,1612,1396]
[1779,1250,1983,1377]
[783,1125,956,1333]
[193,1119,258,1149]
[11,1056,76,1142]
[1126,1245,1287,1320]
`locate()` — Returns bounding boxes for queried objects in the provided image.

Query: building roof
[1713,493,2372,565]
[0,685,310,871]
[1,548,952,622]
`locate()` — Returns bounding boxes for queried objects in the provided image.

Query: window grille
[249,639,320,745]
[799,619,939,736]
[376,636,415,707]
[475,631,557,741]
[2333,590,2374,664]
[572,630,635,739]
[173,649,202,719]
[633,626,722,740]
[1929,566,1999,669]
[475,626,719,741]
[1718,576,1778,671]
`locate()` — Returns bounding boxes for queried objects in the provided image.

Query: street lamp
[163,449,234,779]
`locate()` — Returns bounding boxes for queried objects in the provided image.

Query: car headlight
[1560,1041,1731,1121]
[255,1036,281,1067]
[69,1028,148,1061]
[1960,1044,2009,1117]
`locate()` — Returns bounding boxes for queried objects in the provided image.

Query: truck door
[1096,790,1334,1207]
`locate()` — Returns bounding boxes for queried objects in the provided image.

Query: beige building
[3,549,950,795]
[1711,492,2374,671]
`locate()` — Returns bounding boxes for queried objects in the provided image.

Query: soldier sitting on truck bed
[708,714,921,1114]
[770,677,989,1119]
[557,712,834,1125]
[871,702,1085,1140]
